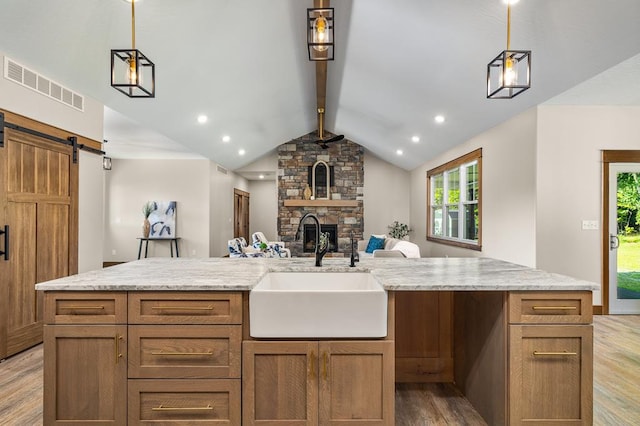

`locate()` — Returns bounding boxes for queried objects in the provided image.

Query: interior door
[234,188,250,243]
[608,163,640,314]
[0,127,77,358]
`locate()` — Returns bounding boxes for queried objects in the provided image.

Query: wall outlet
[111,249,117,255]
[581,220,599,230]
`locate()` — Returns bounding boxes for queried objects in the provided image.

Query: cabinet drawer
[128,379,240,425]
[129,325,241,379]
[129,292,242,324]
[44,292,127,324]
[508,291,592,324]
[509,325,593,425]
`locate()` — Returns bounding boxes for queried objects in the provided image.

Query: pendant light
[111,0,155,98]
[487,0,531,99]
[307,7,334,61]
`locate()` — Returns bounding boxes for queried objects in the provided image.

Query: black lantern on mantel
[307,8,334,61]
[110,0,155,98]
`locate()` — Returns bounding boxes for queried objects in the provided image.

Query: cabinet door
[243,341,318,426]
[43,325,127,425]
[319,341,394,426]
[509,325,593,425]
[395,291,453,382]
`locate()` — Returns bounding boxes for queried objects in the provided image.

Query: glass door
[609,163,640,314]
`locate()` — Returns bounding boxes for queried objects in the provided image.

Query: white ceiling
[1,0,640,171]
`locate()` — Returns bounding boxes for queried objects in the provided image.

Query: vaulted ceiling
[1,0,640,171]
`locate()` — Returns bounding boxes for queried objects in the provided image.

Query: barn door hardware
[0,225,9,261]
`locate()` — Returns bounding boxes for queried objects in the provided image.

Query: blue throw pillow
[365,235,385,253]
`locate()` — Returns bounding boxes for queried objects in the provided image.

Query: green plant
[388,221,411,239]
[259,242,268,251]
[142,201,154,218]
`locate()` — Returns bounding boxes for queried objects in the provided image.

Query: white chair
[251,232,291,258]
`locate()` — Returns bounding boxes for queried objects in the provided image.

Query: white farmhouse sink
[249,272,387,338]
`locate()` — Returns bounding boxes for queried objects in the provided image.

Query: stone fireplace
[278,132,364,257]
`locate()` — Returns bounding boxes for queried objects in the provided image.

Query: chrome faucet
[296,213,328,267]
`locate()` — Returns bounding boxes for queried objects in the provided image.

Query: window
[427,148,481,250]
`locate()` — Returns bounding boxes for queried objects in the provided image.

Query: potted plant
[142,201,154,238]
[388,221,411,239]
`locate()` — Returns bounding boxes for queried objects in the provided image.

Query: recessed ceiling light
[222,135,231,143]
[411,136,420,143]
[238,149,246,156]
[259,174,265,179]
[197,115,208,124]
[434,115,445,124]
[396,149,403,156]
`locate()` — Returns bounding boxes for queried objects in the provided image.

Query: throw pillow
[365,235,386,253]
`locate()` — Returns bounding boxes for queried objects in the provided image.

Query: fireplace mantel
[283,200,360,207]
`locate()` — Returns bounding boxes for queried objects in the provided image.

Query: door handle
[0,225,8,261]
[610,234,619,250]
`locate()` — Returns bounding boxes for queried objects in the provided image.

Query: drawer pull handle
[151,350,213,356]
[151,305,214,311]
[152,404,213,411]
[532,306,576,311]
[62,305,105,310]
[533,351,577,356]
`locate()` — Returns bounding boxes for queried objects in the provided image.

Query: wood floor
[1,316,639,425]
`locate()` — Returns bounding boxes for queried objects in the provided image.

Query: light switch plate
[581,220,599,230]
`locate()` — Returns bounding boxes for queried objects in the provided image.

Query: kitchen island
[37,257,597,425]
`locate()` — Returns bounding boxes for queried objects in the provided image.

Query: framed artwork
[148,201,177,238]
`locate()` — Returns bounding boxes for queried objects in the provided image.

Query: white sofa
[357,236,421,258]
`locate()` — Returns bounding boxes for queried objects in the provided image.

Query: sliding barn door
[0,128,78,359]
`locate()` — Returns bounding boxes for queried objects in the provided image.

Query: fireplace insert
[303,224,338,253]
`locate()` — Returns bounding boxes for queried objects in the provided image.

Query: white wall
[410,108,537,267]
[78,151,105,272]
[104,159,211,261]
[249,180,278,241]
[363,152,411,239]
[0,53,103,141]
[536,105,640,305]
[209,164,249,257]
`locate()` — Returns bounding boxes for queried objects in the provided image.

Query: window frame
[426,148,482,251]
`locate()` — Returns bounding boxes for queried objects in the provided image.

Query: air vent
[3,56,84,112]
[217,165,228,175]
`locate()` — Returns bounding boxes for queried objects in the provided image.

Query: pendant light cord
[506,3,511,51]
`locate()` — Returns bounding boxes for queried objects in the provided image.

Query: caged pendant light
[307,7,334,61]
[111,0,155,98]
[487,0,531,99]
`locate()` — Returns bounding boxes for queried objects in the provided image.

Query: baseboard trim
[103,261,126,268]
[593,305,603,315]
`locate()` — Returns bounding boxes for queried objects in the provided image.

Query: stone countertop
[35,257,598,292]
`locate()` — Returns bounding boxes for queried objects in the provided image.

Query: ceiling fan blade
[325,134,344,143]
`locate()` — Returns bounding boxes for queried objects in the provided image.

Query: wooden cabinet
[508,292,593,426]
[43,291,243,426]
[243,340,394,426]
[395,291,453,382]
[127,292,243,425]
[43,291,127,425]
